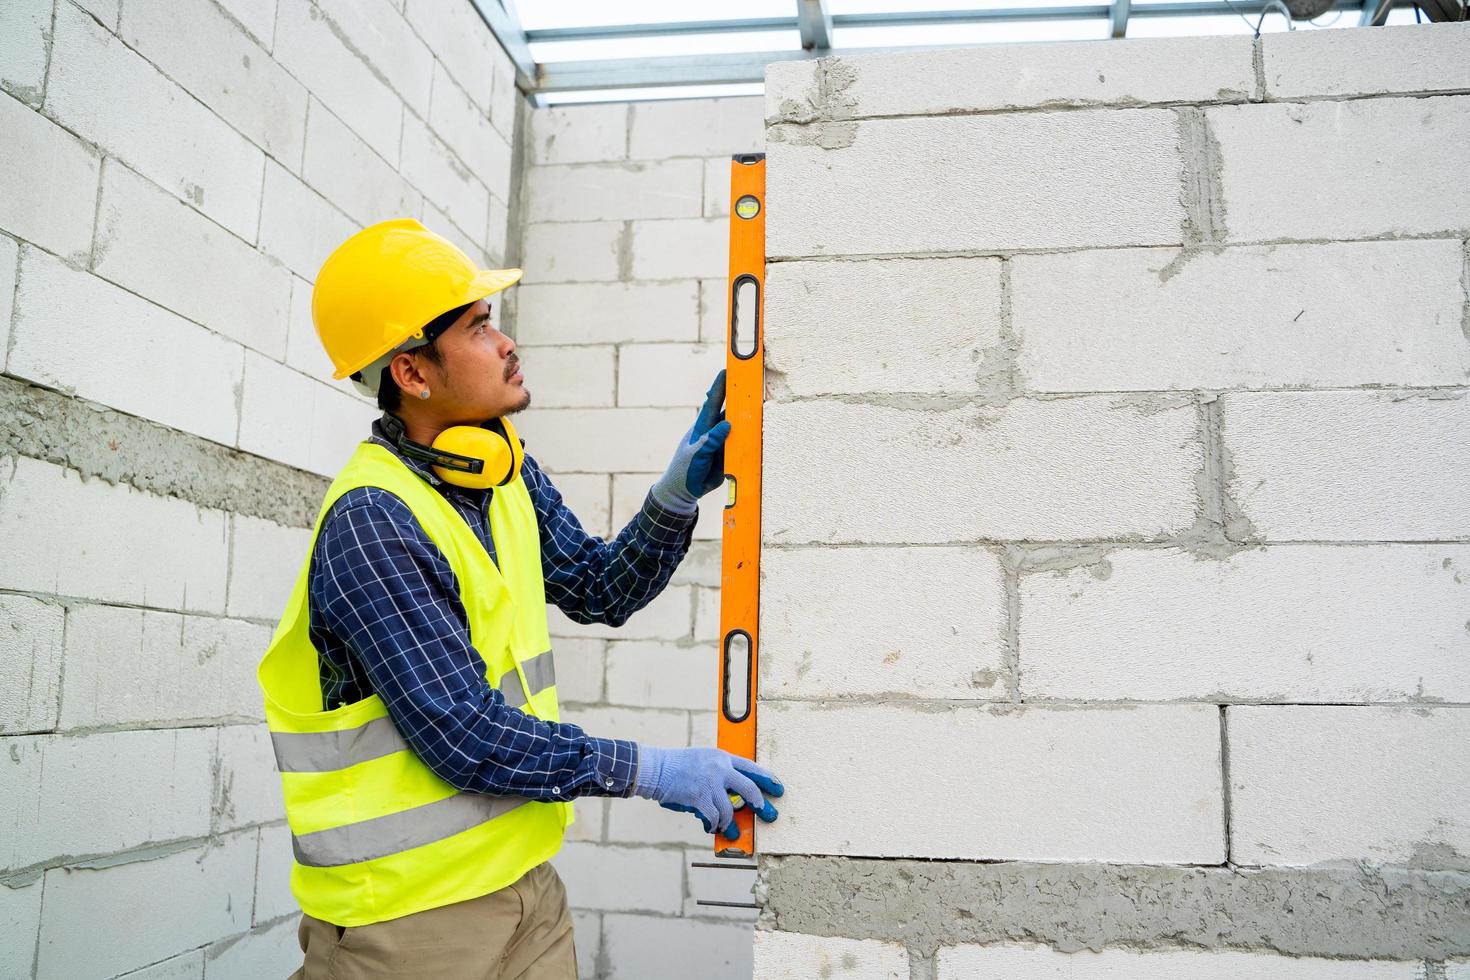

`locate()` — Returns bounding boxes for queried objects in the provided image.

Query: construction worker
[257,218,783,979]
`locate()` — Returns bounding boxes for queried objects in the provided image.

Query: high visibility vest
[257,441,570,927]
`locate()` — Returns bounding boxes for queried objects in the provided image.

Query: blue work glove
[650,370,731,515]
[634,744,783,841]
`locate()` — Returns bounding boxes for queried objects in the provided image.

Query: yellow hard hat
[312,218,523,381]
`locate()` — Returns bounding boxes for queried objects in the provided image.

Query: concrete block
[487,193,509,266]
[767,109,1183,257]
[605,640,713,711]
[572,911,599,980]
[699,277,732,345]
[253,823,298,925]
[273,0,401,162]
[428,62,513,202]
[630,218,728,280]
[0,735,43,871]
[311,374,376,476]
[36,832,255,978]
[71,0,119,30]
[546,583,693,642]
[118,951,205,980]
[628,97,764,160]
[683,846,757,920]
[550,842,683,914]
[517,406,695,472]
[257,160,358,281]
[603,914,754,980]
[609,472,721,544]
[215,724,285,832]
[1229,705,1470,867]
[759,702,1224,863]
[422,199,493,269]
[515,281,700,345]
[766,35,1254,121]
[0,233,15,369]
[399,112,490,246]
[1263,22,1470,99]
[95,162,292,358]
[935,943,1421,978]
[560,705,689,749]
[204,916,299,979]
[0,866,41,980]
[488,47,516,141]
[0,456,230,613]
[1210,97,1470,243]
[214,0,278,51]
[604,794,707,847]
[0,0,50,105]
[315,0,434,117]
[11,248,244,444]
[402,0,496,110]
[703,157,731,218]
[60,606,270,729]
[552,637,605,704]
[616,343,726,407]
[6,727,214,870]
[515,345,616,407]
[0,594,63,735]
[752,931,908,980]
[693,587,720,642]
[1221,391,1470,540]
[764,396,1201,544]
[120,0,308,170]
[762,546,1007,701]
[45,1,264,239]
[538,469,611,539]
[527,160,704,224]
[566,797,606,843]
[228,514,312,622]
[522,221,623,283]
[0,91,101,261]
[1019,545,1470,703]
[766,258,1004,397]
[1013,240,1470,391]
[284,275,338,380]
[238,351,317,470]
[302,99,422,228]
[529,104,629,165]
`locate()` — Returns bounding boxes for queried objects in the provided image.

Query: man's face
[420,297,530,422]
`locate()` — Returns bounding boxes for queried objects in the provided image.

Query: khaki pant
[290,862,577,980]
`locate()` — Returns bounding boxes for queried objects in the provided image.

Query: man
[258,219,782,979]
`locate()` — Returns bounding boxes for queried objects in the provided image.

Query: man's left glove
[650,369,731,515]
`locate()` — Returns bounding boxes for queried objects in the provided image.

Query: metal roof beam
[797,0,835,50]
[1111,0,1131,36]
[467,0,536,96]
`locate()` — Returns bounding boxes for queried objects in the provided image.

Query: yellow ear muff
[430,416,523,489]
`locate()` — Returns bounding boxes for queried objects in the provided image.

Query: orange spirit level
[715,153,766,858]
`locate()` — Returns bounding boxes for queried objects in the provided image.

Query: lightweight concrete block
[517,407,695,472]
[515,281,700,345]
[0,0,50,104]
[936,943,1422,978]
[215,724,285,832]
[121,0,308,169]
[512,345,616,407]
[400,112,490,246]
[767,109,1183,257]
[119,951,206,980]
[311,375,376,476]
[603,914,754,980]
[228,515,312,622]
[759,702,1224,863]
[1263,22,1470,100]
[315,0,434,117]
[766,258,1004,397]
[403,0,496,110]
[630,218,728,280]
[565,797,605,844]
[522,222,623,283]
[0,456,230,613]
[1221,390,1470,540]
[0,594,63,735]
[1014,239,1470,391]
[45,2,264,239]
[628,96,764,160]
[766,35,1253,122]
[604,794,707,847]
[1211,97,1470,242]
[0,92,101,261]
[572,911,600,979]
[699,276,731,344]
[253,823,298,925]
[238,351,318,470]
[36,832,255,979]
[526,160,704,224]
[214,0,277,50]
[95,162,292,358]
[11,248,244,445]
[8,728,214,870]
[546,583,693,642]
[273,0,402,162]
[0,233,15,370]
[529,104,629,165]
[605,640,713,711]
[752,931,908,980]
[693,586,720,643]
[538,469,611,539]
[762,546,1007,701]
[488,41,517,140]
[428,62,512,202]
[0,875,42,980]
[0,736,43,871]
[422,199,493,269]
[561,705,689,749]
[71,0,119,30]
[487,193,509,265]
[549,843,683,914]
[302,99,422,227]
[763,396,1201,544]
[551,636,605,704]
[610,473,722,544]
[284,275,338,380]
[204,917,299,979]
[60,606,270,729]
[1229,705,1470,867]
[257,160,358,282]
[1020,545,1470,703]
[616,343,726,407]
[704,157,731,218]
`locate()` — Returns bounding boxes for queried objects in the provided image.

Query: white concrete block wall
[514,95,766,978]
[1,0,526,975]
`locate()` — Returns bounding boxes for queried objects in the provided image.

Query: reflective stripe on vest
[270,649,557,774]
[293,791,530,868]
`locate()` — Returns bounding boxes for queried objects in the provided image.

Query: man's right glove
[634,745,783,840]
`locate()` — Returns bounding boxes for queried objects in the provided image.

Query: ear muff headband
[383,414,523,490]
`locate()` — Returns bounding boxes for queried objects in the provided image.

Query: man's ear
[388,350,428,395]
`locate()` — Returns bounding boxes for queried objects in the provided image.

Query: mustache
[505,357,519,379]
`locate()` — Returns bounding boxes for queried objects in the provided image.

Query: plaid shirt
[306,416,698,802]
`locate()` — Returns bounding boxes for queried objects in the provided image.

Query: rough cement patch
[1177,394,1260,560]
[1460,239,1469,343]
[0,375,329,528]
[759,855,1470,960]
[973,260,1022,406]
[1176,108,1229,248]
[767,58,862,150]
